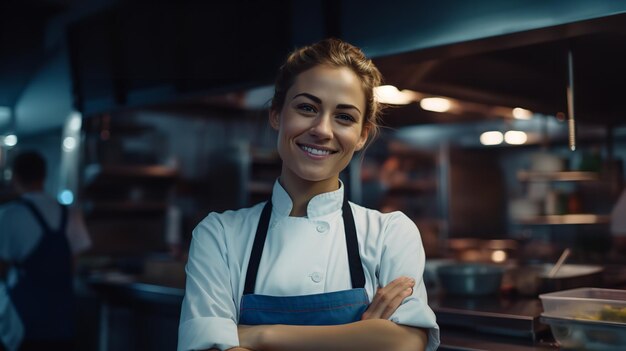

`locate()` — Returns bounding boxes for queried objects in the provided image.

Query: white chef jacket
[178,181,439,351]
[0,191,92,351]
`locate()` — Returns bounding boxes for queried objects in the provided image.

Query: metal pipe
[437,142,450,256]
[567,49,576,151]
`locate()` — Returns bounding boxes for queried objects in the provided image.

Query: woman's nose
[309,114,333,139]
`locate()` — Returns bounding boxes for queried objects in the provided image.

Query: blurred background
[2,0,626,350]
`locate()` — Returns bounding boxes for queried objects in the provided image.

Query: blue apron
[239,196,369,325]
[8,198,75,343]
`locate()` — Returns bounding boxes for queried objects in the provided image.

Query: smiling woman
[178,38,439,351]
[270,65,369,210]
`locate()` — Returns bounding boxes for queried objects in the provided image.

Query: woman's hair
[271,38,384,142]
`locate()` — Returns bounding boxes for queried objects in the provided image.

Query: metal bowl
[437,263,505,296]
[507,264,604,296]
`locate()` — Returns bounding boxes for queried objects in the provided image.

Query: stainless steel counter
[84,264,626,351]
[81,272,183,351]
[85,272,557,350]
[430,293,558,350]
[440,328,558,350]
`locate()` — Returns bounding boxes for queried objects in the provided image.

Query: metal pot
[437,263,505,296]
[507,264,604,296]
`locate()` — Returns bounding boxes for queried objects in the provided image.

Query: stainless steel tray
[541,314,626,350]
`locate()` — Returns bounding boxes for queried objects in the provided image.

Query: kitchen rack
[516,214,610,225]
[515,169,611,225]
[517,170,600,182]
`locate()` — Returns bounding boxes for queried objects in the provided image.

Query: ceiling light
[374,85,418,105]
[63,136,77,151]
[68,112,82,131]
[58,189,74,205]
[504,130,527,145]
[512,107,533,120]
[480,131,504,145]
[420,97,451,112]
[2,134,18,147]
[491,250,507,263]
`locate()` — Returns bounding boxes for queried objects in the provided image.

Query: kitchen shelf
[85,164,178,183]
[516,214,610,225]
[517,170,600,182]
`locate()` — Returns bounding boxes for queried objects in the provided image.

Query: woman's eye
[297,104,316,113]
[336,114,356,123]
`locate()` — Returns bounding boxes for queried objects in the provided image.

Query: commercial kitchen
[2,1,626,350]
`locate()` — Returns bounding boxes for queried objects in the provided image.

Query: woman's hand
[361,276,415,320]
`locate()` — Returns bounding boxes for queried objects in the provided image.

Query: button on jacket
[178,181,440,351]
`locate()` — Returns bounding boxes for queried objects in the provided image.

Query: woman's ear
[355,124,371,151]
[269,109,280,131]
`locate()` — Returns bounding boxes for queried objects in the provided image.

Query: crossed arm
[205,277,427,351]
[232,319,427,351]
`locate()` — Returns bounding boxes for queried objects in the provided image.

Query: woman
[178,38,439,351]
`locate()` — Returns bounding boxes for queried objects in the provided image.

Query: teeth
[301,145,331,156]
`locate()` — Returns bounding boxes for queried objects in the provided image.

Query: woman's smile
[297,143,337,159]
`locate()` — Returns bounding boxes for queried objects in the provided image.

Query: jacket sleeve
[378,212,440,351]
[178,212,239,351]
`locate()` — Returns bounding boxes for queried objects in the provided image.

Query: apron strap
[19,198,52,233]
[342,199,366,289]
[243,200,273,295]
[243,195,365,295]
[19,198,68,235]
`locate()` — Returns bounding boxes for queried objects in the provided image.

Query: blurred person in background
[0,151,91,351]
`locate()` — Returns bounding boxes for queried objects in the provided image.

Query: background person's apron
[239,197,369,325]
[8,198,75,344]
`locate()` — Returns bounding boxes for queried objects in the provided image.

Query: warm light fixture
[420,97,451,112]
[480,131,504,145]
[491,250,507,263]
[504,130,527,145]
[374,85,419,105]
[512,107,533,120]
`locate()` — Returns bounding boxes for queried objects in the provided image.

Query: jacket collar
[271,179,344,219]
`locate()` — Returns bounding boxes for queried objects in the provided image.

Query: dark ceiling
[374,13,626,128]
[0,0,77,106]
[2,2,625,133]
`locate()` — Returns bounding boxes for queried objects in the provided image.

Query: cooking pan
[437,263,505,296]
[507,264,604,296]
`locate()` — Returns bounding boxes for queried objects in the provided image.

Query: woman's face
[270,65,369,186]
